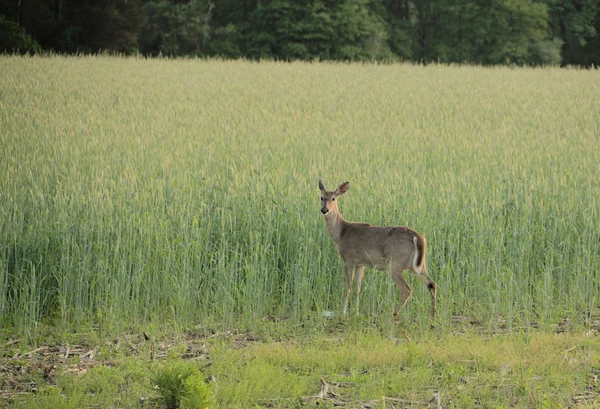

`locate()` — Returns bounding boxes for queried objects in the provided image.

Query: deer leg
[342,264,355,317]
[428,279,437,324]
[391,269,412,320]
[414,269,437,323]
[353,267,365,316]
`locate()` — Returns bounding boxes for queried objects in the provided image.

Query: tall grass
[1,56,599,338]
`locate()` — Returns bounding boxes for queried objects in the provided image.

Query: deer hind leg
[342,264,355,317]
[353,267,365,316]
[391,268,412,320]
[413,266,437,324]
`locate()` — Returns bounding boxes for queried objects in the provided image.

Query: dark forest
[1,0,599,66]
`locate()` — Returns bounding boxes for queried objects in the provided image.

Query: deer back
[337,222,422,271]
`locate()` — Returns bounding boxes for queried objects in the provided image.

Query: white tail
[319,180,437,323]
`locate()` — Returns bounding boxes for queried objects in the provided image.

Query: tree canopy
[1,0,599,66]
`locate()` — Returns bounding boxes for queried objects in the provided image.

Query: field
[1,56,599,407]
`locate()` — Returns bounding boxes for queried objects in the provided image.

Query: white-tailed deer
[319,180,437,323]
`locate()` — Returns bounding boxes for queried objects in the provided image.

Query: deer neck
[324,208,345,244]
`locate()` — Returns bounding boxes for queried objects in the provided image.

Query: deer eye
[332,197,335,201]
[320,197,324,201]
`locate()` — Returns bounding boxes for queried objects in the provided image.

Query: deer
[319,180,437,324]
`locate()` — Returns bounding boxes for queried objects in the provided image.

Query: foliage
[0,0,143,53]
[10,358,151,409]
[2,0,599,65]
[529,37,564,66]
[72,0,145,53]
[246,0,329,60]
[542,0,600,66]
[208,24,242,58]
[139,0,213,56]
[430,0,550,65]
[245,0,391,61]
[332,0,393,60]
[0,15,41,54]
[152,361,212,409]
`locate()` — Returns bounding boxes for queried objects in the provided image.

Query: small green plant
[151,361,212,409]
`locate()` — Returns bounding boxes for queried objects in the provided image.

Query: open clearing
[2,324,600,408]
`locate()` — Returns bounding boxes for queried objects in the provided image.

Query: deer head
[319,180,349,215]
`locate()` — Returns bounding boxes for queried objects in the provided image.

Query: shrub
[0,15,41,54]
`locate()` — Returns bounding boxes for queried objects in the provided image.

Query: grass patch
[4,328,599,408]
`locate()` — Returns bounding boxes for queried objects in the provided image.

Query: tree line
[1,0,599,66]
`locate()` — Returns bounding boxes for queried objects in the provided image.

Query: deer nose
[321,207,328,214]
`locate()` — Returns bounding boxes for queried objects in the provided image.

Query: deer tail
[412,234,426,272]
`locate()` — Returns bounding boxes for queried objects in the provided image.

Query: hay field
[1,56,599,337]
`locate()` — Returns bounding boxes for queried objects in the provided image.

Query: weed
[151,361,212,409]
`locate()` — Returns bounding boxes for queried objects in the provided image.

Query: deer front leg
[354,267,365,316]
[342,264,355,317]
[391,269,412,320]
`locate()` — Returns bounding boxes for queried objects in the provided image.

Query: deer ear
[337,182,349,195]
[319,180,326,191]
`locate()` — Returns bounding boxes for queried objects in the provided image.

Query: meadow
[1,56,599,407]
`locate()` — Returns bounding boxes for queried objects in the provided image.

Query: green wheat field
[1,56,599,408]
